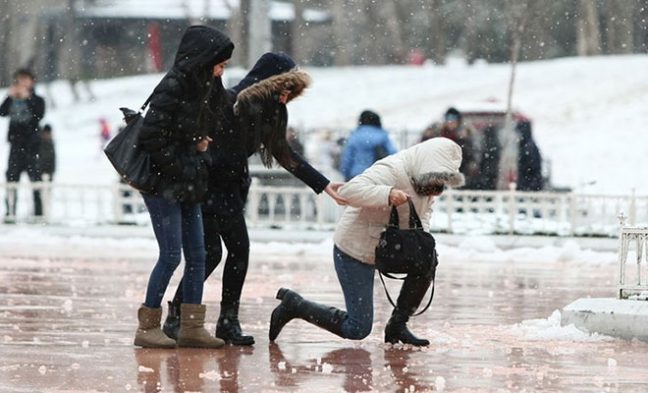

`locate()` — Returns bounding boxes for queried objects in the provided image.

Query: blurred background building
[1,0,647,85]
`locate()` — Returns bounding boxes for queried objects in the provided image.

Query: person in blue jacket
[339,110,397,181]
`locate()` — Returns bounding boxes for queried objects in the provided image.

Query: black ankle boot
[216,311,255,346]
[269,288,303,341]
[384,312,429,347]
[269,288,347,341]
[162,301,181,340]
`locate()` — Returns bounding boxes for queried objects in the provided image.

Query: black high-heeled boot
[384,311,429,346]
[216,302,255,346]
[269,288,347,341]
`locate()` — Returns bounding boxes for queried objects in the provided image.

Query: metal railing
[1,181,647,238]
[617,214,648,299]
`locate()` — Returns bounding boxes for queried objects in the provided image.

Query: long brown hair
[239,99,294,168]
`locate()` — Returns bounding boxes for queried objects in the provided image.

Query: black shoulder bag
[104,95,157,193]
[375,198,439,315]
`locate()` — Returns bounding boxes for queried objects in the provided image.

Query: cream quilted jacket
[333,137,464,264]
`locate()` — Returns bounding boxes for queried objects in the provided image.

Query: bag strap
[389,198,423,229]
[378,269,436,317]
[140,93,154,112]
[388,205,399,227]
[406,198,423,229]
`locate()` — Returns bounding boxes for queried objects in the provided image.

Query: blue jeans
[334,246,375,340]
[142,193,206,308]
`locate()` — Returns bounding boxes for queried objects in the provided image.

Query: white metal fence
[617,216,648,299]
[1,181,646,237]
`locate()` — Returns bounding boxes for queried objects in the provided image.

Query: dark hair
[13,68,35,80]
[196,66,228,137]
[359,110,382,127]
[239,99,293,168]
[444,107,461,122]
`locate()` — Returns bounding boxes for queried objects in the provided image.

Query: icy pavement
[1,233,648,392]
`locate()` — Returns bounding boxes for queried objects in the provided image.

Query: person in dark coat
[516,120,543,191]
[39,124,56,181]
[0,69,45,221]
[162,52,346,346]
[133,25,234,349]
[476,125,500,190]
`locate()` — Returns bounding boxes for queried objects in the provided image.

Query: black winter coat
[0,93,45,151]
[138,25,234,203]
[202,53,329,216]
[516,121,543,191]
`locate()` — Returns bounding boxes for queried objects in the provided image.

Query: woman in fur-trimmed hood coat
[268,137,464,348]
[164,53,345,347]
[334,137,464,264]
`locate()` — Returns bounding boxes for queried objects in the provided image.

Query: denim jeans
[334,246,375,339]
[142,193,206,308]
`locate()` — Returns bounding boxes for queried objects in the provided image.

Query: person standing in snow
[39,124,56,182]
[0,69,45,222]
[516,119,543,191]
[422,107,478,188]
[339,110,397,181]
[269,137,464,347]
[161,53,347,346]
[133,25,234,349]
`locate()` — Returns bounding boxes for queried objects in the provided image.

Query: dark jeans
[333,246,376,339]
[141,193,206,308]
[333,246,434,340]
[172,211,250,311]
[5,146,42,216]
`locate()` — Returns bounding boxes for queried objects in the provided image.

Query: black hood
[232,52,296,95]
[173,25,234,72]
[516,120,533,142]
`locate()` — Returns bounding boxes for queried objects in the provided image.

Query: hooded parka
[334,137,464,264]
[138,26,234,203]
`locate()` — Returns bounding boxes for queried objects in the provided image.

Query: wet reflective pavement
[1,245,648,392]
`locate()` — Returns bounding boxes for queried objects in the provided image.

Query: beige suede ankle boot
[176,303,225,348]
[134,305,176,348]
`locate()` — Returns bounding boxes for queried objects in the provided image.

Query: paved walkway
[1,231,647,392]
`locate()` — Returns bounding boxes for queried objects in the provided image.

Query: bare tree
[605,0,634,54]
[330,1,353,65]
[499,0,530,191]
[576,0,602,56]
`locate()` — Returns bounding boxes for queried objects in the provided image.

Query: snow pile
[509,310,613,342]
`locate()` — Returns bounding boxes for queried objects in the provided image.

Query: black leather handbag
[375,198,438,315]
[375,198,437,276]
[104,96,157,193]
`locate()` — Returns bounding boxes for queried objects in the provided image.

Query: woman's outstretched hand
[324,182,348,206]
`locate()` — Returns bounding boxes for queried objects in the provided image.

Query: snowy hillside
[0,55,647,195]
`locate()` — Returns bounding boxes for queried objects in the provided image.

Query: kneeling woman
[269,137,464,346]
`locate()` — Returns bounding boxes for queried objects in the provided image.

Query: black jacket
[516,121,543,191]
[138,25,234,203]
[0,92,45,151]
[202,53,329,216]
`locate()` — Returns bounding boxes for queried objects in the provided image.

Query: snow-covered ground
[1,55,647,195]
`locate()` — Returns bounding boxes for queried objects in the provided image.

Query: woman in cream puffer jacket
[269,138,464,346]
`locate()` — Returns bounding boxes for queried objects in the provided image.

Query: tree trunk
[331,1,353,65]
[0,1,11,86]
[605,0,634,54]
[429,0,446,64]
[576,0,602,56]
[290,0,307,64]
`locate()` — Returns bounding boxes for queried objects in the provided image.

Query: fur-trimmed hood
[400,137,465,189]
[234,69,311,114]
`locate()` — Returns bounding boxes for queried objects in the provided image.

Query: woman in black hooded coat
[162,53,346,346]
[133,25,233,349]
